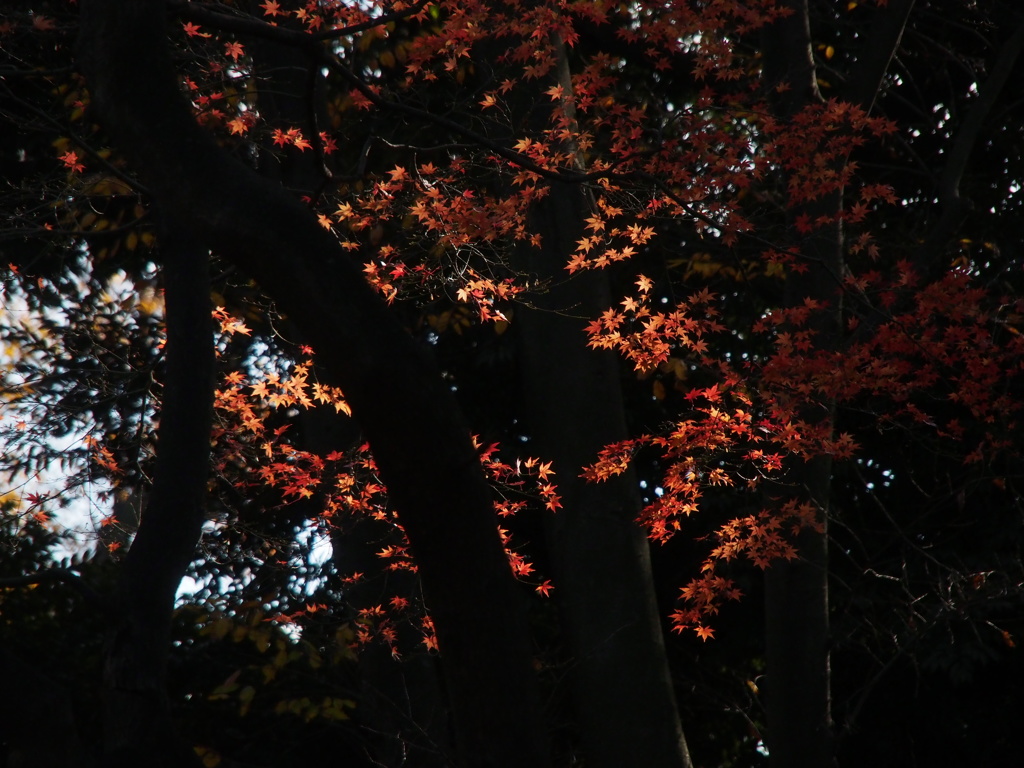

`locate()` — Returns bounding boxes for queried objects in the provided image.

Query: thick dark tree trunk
[511,40,692,768]
[78,3,549,765]
[240,34,453,764]
[100,220,214,767]
[517,188,692,768]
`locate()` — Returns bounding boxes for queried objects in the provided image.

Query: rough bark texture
[78,2,549,766]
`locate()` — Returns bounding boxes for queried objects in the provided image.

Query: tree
[2,1,1024,767]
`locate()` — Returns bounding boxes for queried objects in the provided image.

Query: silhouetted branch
[0,567,109,610]
[918,15,1024,266]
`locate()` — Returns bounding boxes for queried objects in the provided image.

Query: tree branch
[845,0,915,112]
[0,80,149,195]
[935,17,1024,211]
[77,2,549,765]
[917,14,1024,266]
[0,567,108,610]
[171,0,431,44]
[171,0,617,185]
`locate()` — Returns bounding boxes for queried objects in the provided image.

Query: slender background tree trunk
[759,2,919,764]
[761,3,838,766]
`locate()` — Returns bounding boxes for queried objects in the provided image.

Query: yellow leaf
[250,627,271,654]
[194,746,221,767]
[238,685,255,717]
[207,618,233,641]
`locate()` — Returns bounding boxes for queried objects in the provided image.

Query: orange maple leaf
[182,22,211,38]
[227,117,249,136]
[224,41,245,62]
[695,625,715,641]
[59,150,85,173]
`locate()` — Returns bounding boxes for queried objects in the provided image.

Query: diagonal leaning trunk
[78,2,549,765]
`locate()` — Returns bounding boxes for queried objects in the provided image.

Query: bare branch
[171,0,431,44]
[936,17,1024,212]
[0,567,109,610]
[846,0,915,112]
[917,15,1024,266]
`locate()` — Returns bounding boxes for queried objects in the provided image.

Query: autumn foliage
[5,0,1023,641]
[202,307,560,649]
[3,0,1024,765]
[114,0,990,645]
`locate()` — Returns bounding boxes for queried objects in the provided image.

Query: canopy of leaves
[2,0,1024,765]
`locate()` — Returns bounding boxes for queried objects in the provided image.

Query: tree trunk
[512,38,692,768]
[517,189,693,768]
[101,219,214,767]
[763,462,834,768]
[78,3,549,765]
[761,3,838,767]
[759,3,919,764]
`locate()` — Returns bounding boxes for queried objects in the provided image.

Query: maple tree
[2,0,1024,767]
